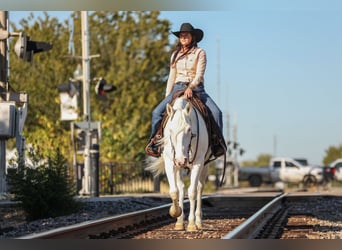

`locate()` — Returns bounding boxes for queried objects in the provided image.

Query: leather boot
[145,139,161,157]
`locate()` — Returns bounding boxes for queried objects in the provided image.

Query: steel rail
[17,203,174,239]
[222,193,287,239]
[16,194,283,239]
[17,197,207,239]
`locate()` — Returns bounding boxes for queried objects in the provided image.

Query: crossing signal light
[14,32,53,62]
[95,78,116,96]
[57,80,78,98]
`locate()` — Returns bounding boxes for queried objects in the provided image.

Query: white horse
[146,96,210,231]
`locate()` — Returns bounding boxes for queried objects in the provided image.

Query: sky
[7,3,342,165]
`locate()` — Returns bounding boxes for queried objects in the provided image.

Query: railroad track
[18,193,342,239]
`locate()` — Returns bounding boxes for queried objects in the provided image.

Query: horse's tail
[145,156,165,177]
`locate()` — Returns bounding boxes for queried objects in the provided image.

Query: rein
[188,107,199,164]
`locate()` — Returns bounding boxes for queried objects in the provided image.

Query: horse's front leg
[174,169,185,230]
[169,190,182,218]
[165,159,182,219]
[195,164,208,229]
[186,164,201,232]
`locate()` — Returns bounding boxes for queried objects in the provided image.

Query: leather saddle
[145,90,227,160]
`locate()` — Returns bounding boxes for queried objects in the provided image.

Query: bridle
[169,104,200,167]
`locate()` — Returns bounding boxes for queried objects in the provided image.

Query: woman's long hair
[170,34,198,67]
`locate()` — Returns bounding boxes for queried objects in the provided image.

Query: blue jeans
[150,82,223,139]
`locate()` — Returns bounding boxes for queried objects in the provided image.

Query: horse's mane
[159,97,193,148]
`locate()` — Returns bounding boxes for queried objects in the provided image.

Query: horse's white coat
[146,97,209,231]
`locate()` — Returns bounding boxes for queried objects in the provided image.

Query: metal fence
[75,161,162,195]
[73,160,220,196]
[100,162,157,194]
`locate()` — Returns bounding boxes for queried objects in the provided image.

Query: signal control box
[0,102,16,139]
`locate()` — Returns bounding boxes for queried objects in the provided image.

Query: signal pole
[78,11,92,196]
[232,114,239,187]
[78,11,100,197]
[1,11,51,196]
[216,36,221,106]
[273,134,277,157]
[223,113,232,187]
[0,11,8,194]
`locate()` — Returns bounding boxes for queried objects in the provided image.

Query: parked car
[238,157,324,187]
[326,159,342,182]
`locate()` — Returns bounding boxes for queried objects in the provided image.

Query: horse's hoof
[186,223,197,232]
[195,222,203,230]
[174,223,184,230]
[169,206,182,218]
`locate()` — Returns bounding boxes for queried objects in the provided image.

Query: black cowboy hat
[172,23,204,43]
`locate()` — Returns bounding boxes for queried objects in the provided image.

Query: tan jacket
[165,47,206,97]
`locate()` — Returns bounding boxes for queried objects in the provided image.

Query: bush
[7,147,81,221]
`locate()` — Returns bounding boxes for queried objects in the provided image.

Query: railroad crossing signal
[14,32,53,62]
[57,80,78,98]
[95,77,116,96]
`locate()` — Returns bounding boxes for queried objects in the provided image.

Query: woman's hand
[184,87,193,99]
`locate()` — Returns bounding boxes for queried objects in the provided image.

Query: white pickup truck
[238,157,324,187]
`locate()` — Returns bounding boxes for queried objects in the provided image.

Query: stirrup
[145,140,161,157]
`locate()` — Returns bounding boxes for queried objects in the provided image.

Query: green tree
[86,11,171,162]
[7,147,81,221]
[9,11,172,165]
[241,153,272,167]
[322,144,342,165]
[9,12,74,157]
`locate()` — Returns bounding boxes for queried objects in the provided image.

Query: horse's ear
[185,102,192,115]
[166,103,173,116]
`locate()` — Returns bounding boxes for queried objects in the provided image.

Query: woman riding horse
[146,22,226,158]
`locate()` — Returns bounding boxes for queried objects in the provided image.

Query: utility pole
[0,11,7,90]
[78,11,92,196]
[78,11,100,197]
[0,11,8,194]
[232,114,239,187]
[273,134,277,157]
[216,36,221,106]
[223,113,232,187]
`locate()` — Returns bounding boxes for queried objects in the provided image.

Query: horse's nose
[175,158,188,168]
